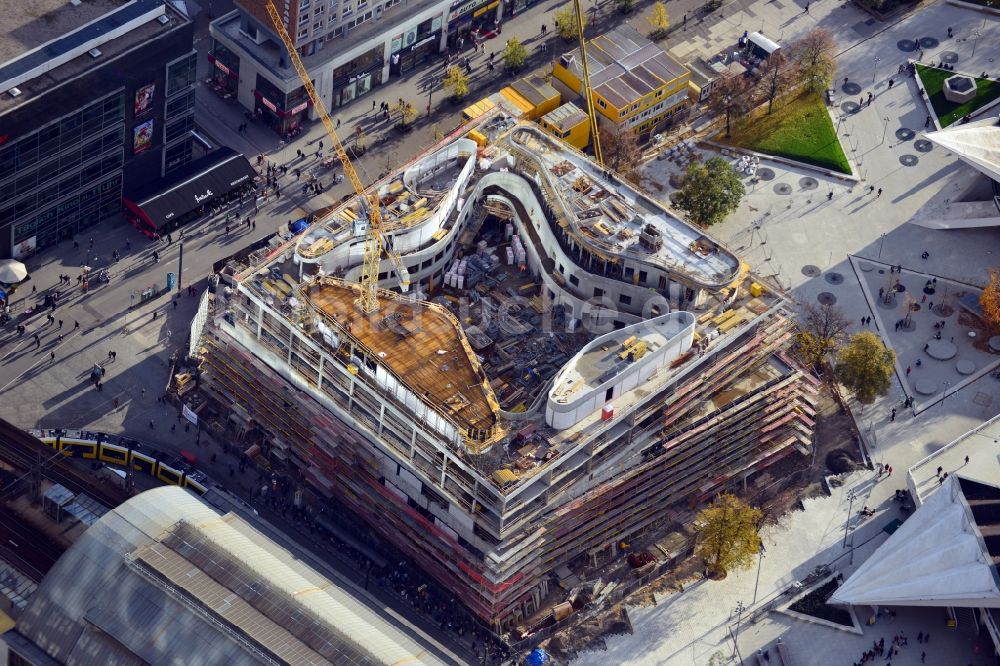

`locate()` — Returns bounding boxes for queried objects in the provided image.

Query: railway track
[0,419,129,509]
[0,508,64,581]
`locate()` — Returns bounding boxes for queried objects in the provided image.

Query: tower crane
[572,0,603,167]
[265,1,409,314]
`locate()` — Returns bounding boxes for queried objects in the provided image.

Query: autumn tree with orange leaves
[981,269,1000,330]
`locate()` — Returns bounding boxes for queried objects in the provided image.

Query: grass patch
[789,579,853,626]
[721,92,851,174]
[916,65,1000,127]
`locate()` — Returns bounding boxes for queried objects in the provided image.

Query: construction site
[178,108,820,637]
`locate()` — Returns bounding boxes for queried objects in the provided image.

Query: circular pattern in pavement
[800,177,819,190]
[895,128,916,142]
[775,183,792,195]
[802,264,822,277]
[914,139,933,153]
[940,51,959,64]
[842,101,861,114]
[926,339,958,360]
[932,304,954,317]
[900,154,919,167]
[843,82,862,95]
[957,359,976,375]
[877,294,897,310]
[990,336,1000,352]
[914,379,938,395]
[817,292,837,305]
[825,272,845,285]
[756,167,776,181]
[920,37,940,49]
[897,39,918,52]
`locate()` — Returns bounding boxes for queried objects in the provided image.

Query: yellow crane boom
[573,0,602,167]
[264,1,407,313]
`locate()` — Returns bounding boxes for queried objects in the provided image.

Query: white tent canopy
[0,258,28,284]
[830,476,1000,609]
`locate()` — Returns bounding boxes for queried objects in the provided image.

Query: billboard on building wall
[133,119,154,155]
[134,83,155,117]
[12,236,36,260]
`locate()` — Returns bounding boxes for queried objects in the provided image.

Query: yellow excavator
[265,1,409,314]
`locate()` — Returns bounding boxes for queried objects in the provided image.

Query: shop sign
[411,35,436,51]
[391,34,403,52]
[260,96,278,112]
[473,0,499,16]
[291,101,309,114]
[448,0,491,22]
[432,16,442,31]
[214,59,231,76]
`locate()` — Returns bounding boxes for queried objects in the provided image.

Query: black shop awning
[130,148,256,228]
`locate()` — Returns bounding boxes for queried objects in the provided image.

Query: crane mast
[264,1,407,314]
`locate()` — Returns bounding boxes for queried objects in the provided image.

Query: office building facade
[0,0,196,259]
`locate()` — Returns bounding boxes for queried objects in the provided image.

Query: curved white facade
[546,311,696,430]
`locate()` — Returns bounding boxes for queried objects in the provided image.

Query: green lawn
[916,64,1000,127]
[721,92,852,174]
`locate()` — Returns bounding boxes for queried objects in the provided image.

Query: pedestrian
[867,92,873,105]
[965,455,969,465]
[373,99,377,111]
[877,188,882,197]
[906,365,911,375]
[34,334,40,348]
[861,316,866,326]
[920,651,925,663]
[149,419,155,430]
[858,97,864,108]
[804,2,809,12]
[50,350,55,361]
[888,78,895,88]
[58,319,63,329]
[58,333,63,342]
[113,397,119,409]
[890,408,896,421]
[152,311,158,320]
[925,115,932,128]
[827,191,833,200]
[252,220,256,230]
[879,287,884,298]
[869,185,875,194]
[173,299,178,309]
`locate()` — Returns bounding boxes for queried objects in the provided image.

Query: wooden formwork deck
[305,281,499,436]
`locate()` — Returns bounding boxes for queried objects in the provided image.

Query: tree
[756,51,791,114]
[648,1,670,37]
[794,302,850,369]
[671,156,745,226]
[694,493,763,578]
[502,37,528,72]
[613,0,635,12]
[791,28,837,93]
[393,100,417,128]
[553,7,586,41]
[835,331,895,404]
[599,128,642,180]
[442,65,470,101]
[708,73,755,137]
[980,269,1000,330]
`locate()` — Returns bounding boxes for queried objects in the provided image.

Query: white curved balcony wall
[545,311,696,430]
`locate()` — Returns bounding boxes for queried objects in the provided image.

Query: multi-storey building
[209,0,504,135]
[190,115,817,631]
[0,0,197,259]
[552,25,691,137]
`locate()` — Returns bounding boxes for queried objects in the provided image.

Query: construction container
[601,405,614,421]
[505,224,513,240]
[749,282,765,297]
[457,275,465,289]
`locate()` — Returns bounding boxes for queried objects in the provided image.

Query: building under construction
[188,114,817,632]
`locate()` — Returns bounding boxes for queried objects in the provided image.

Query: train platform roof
[10,485,450,666]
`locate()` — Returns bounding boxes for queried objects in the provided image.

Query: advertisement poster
[12,236,36,260]
[134,83,155,117]
[133,119,154,155]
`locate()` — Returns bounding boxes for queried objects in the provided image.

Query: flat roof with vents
[0,0,183,112]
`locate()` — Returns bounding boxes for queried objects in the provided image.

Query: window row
[0,93,124,179]
[0,152,123,226]
[0,130,123,200]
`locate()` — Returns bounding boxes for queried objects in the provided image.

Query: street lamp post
[872,56,881,84]
[880,116,890,145]
[843,489,857,548]
[971,30,982,58]
[751,543,767,605]
[877,232,887,258]
[731,601,746,663]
